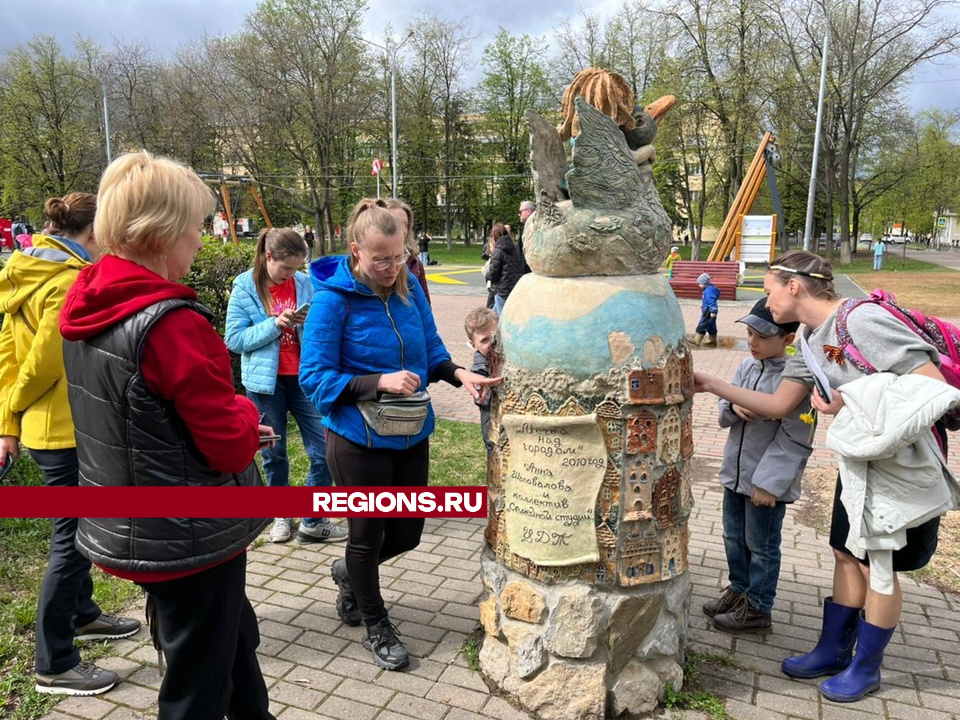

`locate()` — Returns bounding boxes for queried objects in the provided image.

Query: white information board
[739,215,775,263]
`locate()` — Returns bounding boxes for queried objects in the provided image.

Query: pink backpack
[835,289,960,431]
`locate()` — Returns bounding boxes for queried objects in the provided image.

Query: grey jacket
[718,356,813,502]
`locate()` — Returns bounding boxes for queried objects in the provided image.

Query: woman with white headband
[694,250,957,704]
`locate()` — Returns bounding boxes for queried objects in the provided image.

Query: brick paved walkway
[43,285,960,720]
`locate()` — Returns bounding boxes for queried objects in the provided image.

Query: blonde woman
[300,197,497,671]
[382,197,431,305]
[59,151,275,719]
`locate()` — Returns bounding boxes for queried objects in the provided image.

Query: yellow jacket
[0,235,90,449]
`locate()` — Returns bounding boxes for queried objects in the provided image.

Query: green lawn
[0,418,485,719]
[283,418,486,487]
[0,460,141,720]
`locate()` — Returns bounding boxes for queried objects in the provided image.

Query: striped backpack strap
[835,297,878,374]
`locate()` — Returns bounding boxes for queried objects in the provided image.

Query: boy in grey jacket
[703,298,813,634]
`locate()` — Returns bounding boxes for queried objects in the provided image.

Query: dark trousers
[326,431,429,625]
[696,309,718,336]
[140,552,274,720]
[30,447,101,675]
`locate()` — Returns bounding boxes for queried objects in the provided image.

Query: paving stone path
[43,287,960,720]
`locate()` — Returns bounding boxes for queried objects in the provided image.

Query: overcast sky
[1,0,956,110]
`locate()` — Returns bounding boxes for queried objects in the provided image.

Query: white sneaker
[269,518,292,543]
[295,521,348,544]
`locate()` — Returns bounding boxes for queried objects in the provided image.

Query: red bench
[668,260,740,300]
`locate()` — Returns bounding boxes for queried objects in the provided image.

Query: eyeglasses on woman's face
[361,247,410,272]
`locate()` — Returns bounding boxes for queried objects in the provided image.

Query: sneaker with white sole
[75,613,141,641]
[36,661,118,696]
[270,518,293,543]
[295,521,347,544]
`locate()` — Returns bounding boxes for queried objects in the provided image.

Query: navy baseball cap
[736,298,800,337]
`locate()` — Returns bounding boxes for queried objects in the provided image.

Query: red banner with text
[0,486,486,518]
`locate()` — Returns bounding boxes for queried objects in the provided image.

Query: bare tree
[767,0,960,262]
[408,13,473,247]
[654,0,771,211]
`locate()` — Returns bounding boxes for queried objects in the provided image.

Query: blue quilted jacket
[299,255,449,449]
[224,269,313,394]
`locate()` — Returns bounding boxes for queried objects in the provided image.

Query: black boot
[331,559,361,626]
[364,616,409,671]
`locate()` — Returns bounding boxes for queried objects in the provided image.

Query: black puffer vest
[64,298,267,574]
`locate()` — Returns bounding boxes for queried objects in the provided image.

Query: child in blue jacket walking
[693,272,721,346]
[225,227,346,545]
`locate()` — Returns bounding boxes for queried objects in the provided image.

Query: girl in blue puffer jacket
[300,198,498,672]
[225,227,346,545]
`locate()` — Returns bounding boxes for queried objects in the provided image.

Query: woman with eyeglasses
[300,197,498,672]
[694,250,954,703]
[382,197,431,306]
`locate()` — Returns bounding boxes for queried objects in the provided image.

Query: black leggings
[326,431,430,625]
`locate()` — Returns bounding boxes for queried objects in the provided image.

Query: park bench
[668,260,740,300]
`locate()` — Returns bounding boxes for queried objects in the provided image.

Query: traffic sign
[371,158,383,176]
[938,217,947,227]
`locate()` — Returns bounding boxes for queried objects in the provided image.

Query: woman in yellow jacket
[0,193,140,696]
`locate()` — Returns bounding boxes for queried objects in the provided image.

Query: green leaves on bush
[182,237,255,336]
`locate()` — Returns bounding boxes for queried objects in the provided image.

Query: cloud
[1,0,954,112]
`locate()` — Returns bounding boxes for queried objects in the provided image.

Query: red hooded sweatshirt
[60,255,261,476]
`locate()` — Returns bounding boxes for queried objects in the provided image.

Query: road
[900,245,960,271]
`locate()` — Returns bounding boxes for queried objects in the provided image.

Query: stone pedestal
[480,273,693,719]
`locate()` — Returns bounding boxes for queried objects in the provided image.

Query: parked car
[817,232,841,249]
[859,233,873,245]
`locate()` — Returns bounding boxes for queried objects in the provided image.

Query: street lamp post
[803,7,830,252]
[360,33,413,198]
[77,68,112,164]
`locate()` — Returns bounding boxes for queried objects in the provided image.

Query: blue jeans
[29,447,102,674]
[873,254,883,270]
[722,487,786,613]
[250,375,332,528]
[494,293,506,315]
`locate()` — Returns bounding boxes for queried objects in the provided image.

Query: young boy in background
[664,245,681,277]
[703,298,813,635]
[464,308,498,454]
[692,272,720,346]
